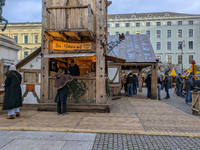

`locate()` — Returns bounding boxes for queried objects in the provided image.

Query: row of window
[156,41,193,50]
[108,29,194,38]
[108,20,194,28]
[13,34,39,44]
[156,55,194,64]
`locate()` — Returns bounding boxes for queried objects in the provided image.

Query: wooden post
[139,69,142,92]
[151,63,157,100]
[95,0,107,104]
[0,59,4,88]
[41,0,50,103]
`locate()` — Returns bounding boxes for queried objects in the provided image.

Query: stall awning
[43,53,95,58]
[168,67,182,76]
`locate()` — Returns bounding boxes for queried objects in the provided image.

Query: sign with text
[53,41,92,51]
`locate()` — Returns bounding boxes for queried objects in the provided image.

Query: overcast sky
[1,0,200,23]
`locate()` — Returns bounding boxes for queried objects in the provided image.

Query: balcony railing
[46,5,94,32]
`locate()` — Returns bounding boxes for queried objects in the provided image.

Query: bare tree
[160,62,181,74]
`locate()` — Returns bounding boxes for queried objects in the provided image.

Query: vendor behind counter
[68,60,80,76]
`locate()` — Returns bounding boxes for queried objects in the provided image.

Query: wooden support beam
[59,32,69,41]
[107,1,112,6]
[0,59,4,88]
[75,32,81,41]
[44,31,54,41]
[95,0,106,104]
[139,69,143,92]
[88,31,94,41]
[151,63,157,100]
[108,63,153,66]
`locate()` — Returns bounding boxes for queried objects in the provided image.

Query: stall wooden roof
[108,35,156,63]
[16,47,41,69]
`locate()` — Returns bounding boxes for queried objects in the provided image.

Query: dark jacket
[145,75,151,90]
[196,79,200,88]
[126,76,134,84]
[157,77,162,85]
[68,64,80,76]
[2,71,22,110]
[185,78,194,91]
[192,78,196,88]
[133,75,138,86]
[164,76,170,87]
[176,76,183,87]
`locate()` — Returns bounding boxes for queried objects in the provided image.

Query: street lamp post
[180,40,186,73]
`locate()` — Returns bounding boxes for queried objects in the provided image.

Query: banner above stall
[53,41,92,51]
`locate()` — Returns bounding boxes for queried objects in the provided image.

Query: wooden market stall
[37,0,115,111]
[107,35,158,100]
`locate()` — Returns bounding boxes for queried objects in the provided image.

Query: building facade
[107,12,200,70]
[0,22,42,61]
[0,34,21,65]
[0,12,200,70]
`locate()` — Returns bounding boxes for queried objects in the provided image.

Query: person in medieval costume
[2,64,22,119]
[54,68,73,115]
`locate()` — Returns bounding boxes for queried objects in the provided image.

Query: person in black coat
[2,64,22,119]
[126,73,134,96]
[133,74,138,94]
[54,69,73,115]
[68,60,80,76]
[145,74,151,98]
[164,73,170,99]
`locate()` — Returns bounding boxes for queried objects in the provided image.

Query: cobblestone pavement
[92,133,200,150]
[143,88,200,119]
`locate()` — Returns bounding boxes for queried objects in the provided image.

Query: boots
[7,115,15,119]
[16,112,20,117]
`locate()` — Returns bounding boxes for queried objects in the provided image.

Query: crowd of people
[175,73,199,104]
[122,73,138,97]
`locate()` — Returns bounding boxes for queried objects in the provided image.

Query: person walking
[190,73,197,89]
[126,73,134,97]
[54,69,73,115]
[161,75,164,90]
[145,74,151,98]
[176,73,183,96]
[184,75,194,104]
[164,73,170,99]
[2,64,22,119]
[157,76,162,100]
[133,74,138,94]
[196,77,200,88]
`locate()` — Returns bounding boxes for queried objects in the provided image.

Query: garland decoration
[67,79,88,103]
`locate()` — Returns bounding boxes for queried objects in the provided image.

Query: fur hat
[9,64,16,71]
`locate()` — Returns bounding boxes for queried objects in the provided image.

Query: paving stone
[62,141,94,150]
[0,130,9,136]
[1,139,66,150]
[2,131,66,140]
[61,132,96,142]
[92,133,200,150]
[0,137,14,149]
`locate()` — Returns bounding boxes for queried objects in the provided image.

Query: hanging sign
[53,41,92,51]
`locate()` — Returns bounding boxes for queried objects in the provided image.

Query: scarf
[54,74,73,90]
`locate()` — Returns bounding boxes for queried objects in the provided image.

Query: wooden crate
[191,91,200,115]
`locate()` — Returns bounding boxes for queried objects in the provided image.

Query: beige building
[0,22,42,61]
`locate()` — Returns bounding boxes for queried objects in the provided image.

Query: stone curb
[0,127,200,138]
